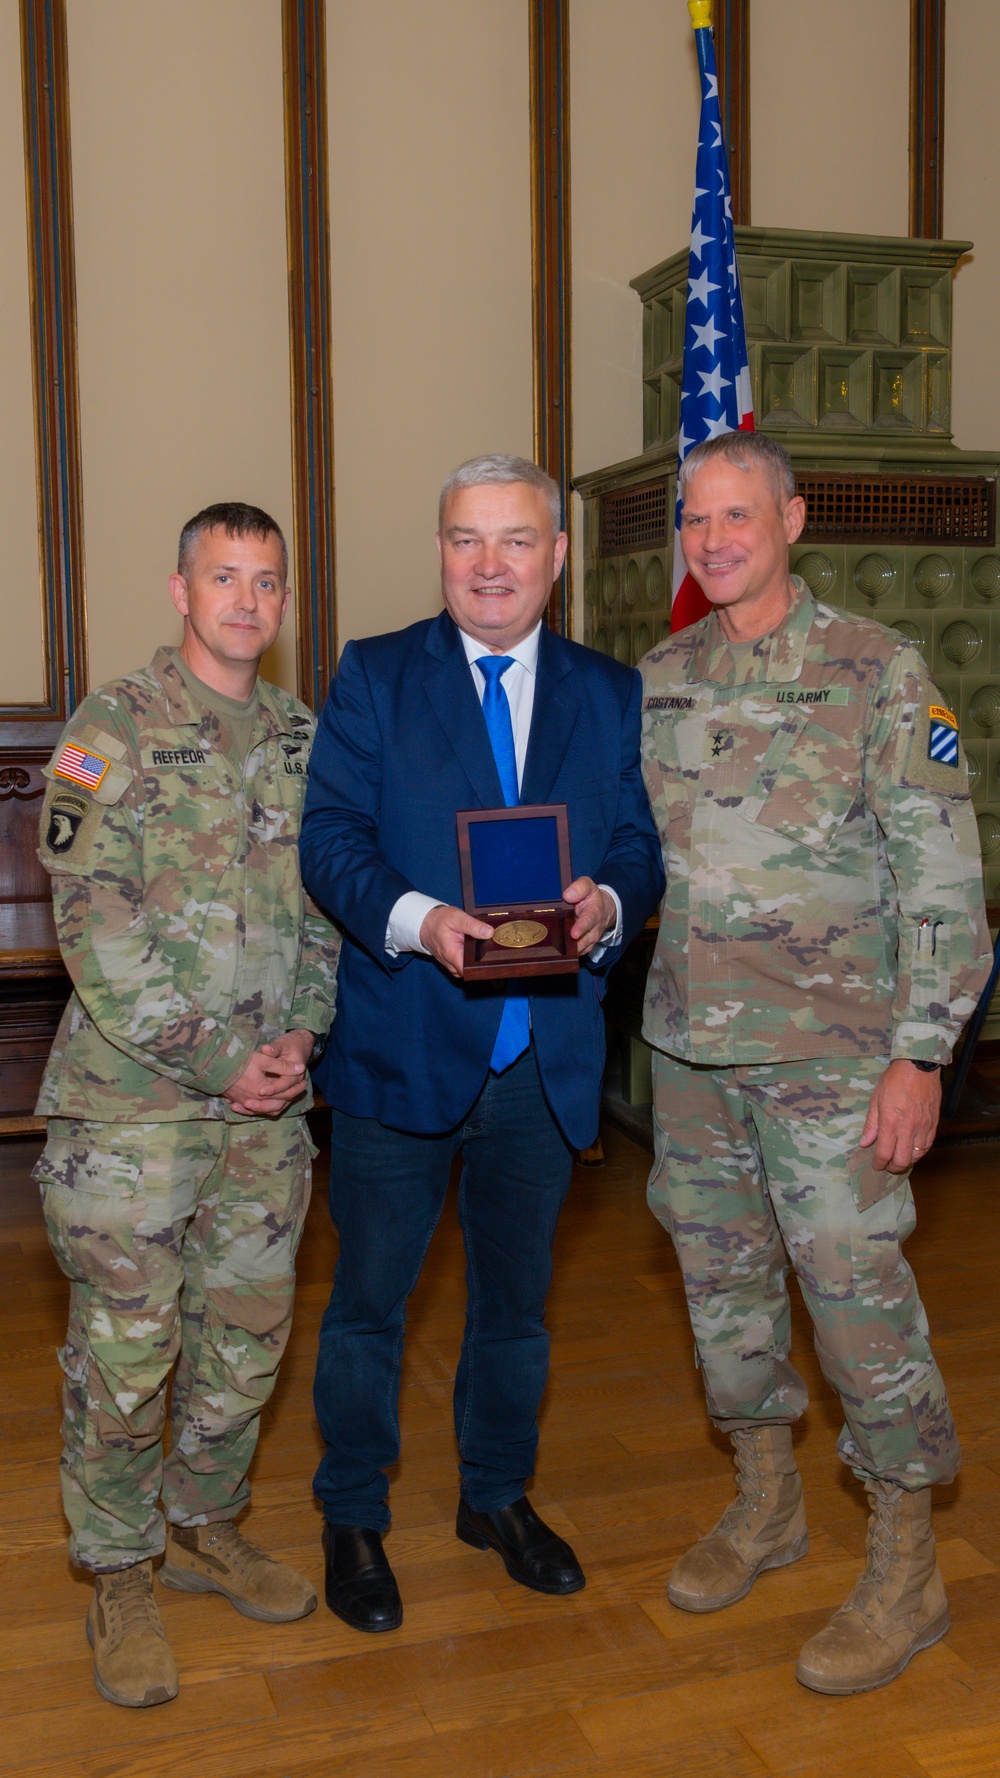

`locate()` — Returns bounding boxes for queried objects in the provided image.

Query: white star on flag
[688,268,720,308]
[702,412,733,440]
[698,365,732,402]
[689,220,715,260]
[691,316,725,354]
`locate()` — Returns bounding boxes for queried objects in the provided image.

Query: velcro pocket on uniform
[846,1141,900,1213]
[42,757,132,806]
[740,710,862,852]
[908,920,952,1016]
[641,713,690,829]
[900,698,971,799]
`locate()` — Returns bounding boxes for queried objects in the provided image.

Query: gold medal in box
[455,804,579,979]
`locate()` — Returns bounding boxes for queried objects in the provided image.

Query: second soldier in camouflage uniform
[34,503,340,1709]
[640,433,992,1696]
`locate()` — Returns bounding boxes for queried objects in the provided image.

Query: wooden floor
[4,1123,1000,1778]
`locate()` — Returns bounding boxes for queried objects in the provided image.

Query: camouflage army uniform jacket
[640,577,992,1067]
[36,647,341,1121]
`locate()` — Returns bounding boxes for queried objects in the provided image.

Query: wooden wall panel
[531,0,572,635]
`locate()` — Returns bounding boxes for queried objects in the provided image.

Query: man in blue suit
[300,454,664,1631]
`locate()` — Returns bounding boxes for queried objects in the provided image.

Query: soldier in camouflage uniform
[640,433,992,1695]
[34,503,340,1709]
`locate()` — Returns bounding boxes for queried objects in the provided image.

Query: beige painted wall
[7,0,1000,712]
[571,0,700,480]
[945,0,1000,453]
[0,0,45,707]
[750,0,909,237]
[570,0,701,630]
[326,0,534,653]
[67,0,296,692]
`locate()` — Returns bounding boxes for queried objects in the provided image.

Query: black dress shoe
[322,1524,403,1632]
[456,1496,585,1595]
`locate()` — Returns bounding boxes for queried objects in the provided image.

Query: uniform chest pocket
[642,712,698,832]
[248,740,311,839]
[276,739,310,810]
[140,738,242,882]
[738,708,863,852]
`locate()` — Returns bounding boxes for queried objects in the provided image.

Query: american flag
[53,742,110,791]
[672,13,755,632]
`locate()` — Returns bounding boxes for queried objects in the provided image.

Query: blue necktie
[476,656,530,1073]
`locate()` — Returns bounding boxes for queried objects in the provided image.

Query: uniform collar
[687,576,814,685]
[150,646,298,738]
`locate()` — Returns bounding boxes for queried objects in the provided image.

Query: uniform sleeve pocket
[908,920,951,1015]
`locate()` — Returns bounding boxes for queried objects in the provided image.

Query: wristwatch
[309,1030,327,1064]
[908,1059,942,1073]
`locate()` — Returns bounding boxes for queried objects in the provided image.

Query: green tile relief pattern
[582,498,672,668]
[635,231,961,452]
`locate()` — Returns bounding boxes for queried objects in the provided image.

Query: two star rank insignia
[928,704,959,767]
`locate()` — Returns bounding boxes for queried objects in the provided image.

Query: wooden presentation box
[456,803,579,981]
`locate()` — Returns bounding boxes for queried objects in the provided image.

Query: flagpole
[688,1,713,91]
[670,0,755,632]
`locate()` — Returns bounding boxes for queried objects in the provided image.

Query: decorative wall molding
[8,0,86,721]
[0,767,35,799]
[282,0,337,709]
[712,0,750,227]
[909,0,945,238]
[529,0,571,635]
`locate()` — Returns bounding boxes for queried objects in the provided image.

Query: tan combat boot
[86,1560,179,1708]
[796,1479,948,1695]
[160,1520,317,1622]
[668,1425,808,1612]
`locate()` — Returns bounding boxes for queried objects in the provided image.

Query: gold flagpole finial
[688,0,712,28]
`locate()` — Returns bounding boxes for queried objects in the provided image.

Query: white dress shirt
[385,621,623,957]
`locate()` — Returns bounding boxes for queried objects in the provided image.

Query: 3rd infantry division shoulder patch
[928,704,959,767]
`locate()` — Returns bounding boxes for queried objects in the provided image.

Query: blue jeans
[313,1044,575,1530]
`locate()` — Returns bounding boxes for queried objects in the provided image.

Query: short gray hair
[178,500,288,581]
[438,454,562,534]
[678,432,797,509]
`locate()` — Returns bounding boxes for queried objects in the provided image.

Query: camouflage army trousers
[35,1115,314,1571]
[649,1052,958,1489]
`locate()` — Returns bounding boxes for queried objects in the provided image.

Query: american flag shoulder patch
[927,705,959,768]
[53,741,112,791]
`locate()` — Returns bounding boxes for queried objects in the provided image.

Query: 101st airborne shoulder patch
[928,704,959,767]
[45,789,89,855]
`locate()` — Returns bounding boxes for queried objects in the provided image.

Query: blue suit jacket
[300,612,664,1148]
